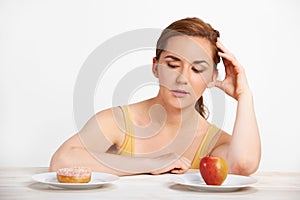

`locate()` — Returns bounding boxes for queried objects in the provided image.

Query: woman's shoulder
[95,106,123,121]
[92,106,126,145]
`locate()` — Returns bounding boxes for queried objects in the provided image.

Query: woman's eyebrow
[193,60,209,67]
[164,55,209,67]
[164,55,181,61]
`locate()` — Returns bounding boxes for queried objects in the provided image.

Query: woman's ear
[152,57,159,78]
[207,70,218,88]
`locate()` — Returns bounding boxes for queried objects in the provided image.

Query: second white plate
[32,172,119,189]
[171,172,257,192]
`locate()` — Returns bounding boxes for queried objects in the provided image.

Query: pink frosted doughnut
[56,167,91,183]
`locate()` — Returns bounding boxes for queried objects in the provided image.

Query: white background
[1,0,300,172]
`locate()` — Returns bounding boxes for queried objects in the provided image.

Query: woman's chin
[166,98,195,110]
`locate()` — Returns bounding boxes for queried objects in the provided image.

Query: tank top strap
[190,124,220,169]
[117,105,135,156]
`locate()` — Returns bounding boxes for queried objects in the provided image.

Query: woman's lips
[171,89,190,98]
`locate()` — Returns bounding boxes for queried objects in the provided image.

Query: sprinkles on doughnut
[56,167,91,183]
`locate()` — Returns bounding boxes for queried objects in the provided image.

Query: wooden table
[0,167,299,199]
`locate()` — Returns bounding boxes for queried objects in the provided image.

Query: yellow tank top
[117,105,220,169]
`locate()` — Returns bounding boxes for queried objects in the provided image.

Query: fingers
[218,51,233,61]
[216,38,234,60]
[170,157,191,174]
[217,38,243,72]
[216,38,229,53]
[151,155,191,175]
[170,168,185,174]
[218,52,240,68]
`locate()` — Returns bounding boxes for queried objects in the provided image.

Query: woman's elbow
[49,147,73,172]
[229,159,260,176]
[49,157,59,172]
[49,151,65,172]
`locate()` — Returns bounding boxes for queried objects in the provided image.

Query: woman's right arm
[49,133,145,176]
[49,108,189,176]
[49,133,190,176]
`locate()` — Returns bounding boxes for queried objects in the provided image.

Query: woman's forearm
[91,152,178,176]
[50,147,130,176]
[228,91,261,174]
[49,146,178,176]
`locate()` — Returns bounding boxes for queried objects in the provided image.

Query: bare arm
[49,134,149,175]
[211,39,261,175]
[49,134,190,176]
[49,108,189,176]
[212,93,261,175]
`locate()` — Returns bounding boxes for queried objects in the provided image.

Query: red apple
[199,156,228,185]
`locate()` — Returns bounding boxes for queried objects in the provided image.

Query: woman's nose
[175,68,188,85]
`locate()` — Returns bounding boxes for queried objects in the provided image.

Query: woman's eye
[192,67,204,73]
[167,63,179,68]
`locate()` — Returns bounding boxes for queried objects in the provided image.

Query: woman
[50,17,261,176]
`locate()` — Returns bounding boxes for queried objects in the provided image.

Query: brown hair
[155,17,220,118]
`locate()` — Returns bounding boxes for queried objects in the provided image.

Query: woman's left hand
[215,38,251,101]
[150,154,191,175]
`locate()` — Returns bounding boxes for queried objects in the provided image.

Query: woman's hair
[155,17,220,119]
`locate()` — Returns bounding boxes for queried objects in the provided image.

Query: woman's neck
[149,96,200,127]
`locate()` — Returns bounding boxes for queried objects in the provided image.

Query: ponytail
[195,96,209,119]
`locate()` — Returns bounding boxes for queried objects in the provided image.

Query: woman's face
[153,35,217,110]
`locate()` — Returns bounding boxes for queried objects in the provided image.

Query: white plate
[171,172,257,192]
[32,172,119,189]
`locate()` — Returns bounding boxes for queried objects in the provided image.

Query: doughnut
[56,167,91,183]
